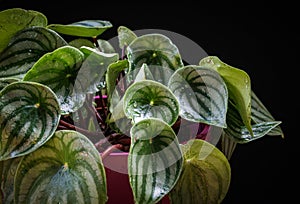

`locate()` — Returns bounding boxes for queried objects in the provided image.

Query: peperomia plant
[0,8,284,204]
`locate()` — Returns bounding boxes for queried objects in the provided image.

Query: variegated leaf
[129,118,183,204]
[14,130,107,204]
[0,8,47,53]
[168,65,228,127]
[0,81,60,160]
[0,26,67,79]
[123,80,179,125]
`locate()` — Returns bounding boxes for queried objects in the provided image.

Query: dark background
[1,1,294,203]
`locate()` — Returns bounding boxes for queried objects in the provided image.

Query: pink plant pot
[103,152,170,204]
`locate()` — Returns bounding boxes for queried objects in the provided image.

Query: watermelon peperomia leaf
[14,130,107,204]
[129,118,183,204]
[0,81,60,160]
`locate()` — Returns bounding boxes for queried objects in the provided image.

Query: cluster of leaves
[0,8,283,204]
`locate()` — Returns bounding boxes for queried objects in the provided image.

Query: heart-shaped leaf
[0,8,47,53]
[0,26,68,79]
[126,33,184,81]
[0,81,60,160]
[168,65,228,127]
[169,139,231,204]
[199,56,252,135]
[129,118,183,204]
[123,80,179,125]
[23,45,85,114]
[14,130,107,204]
[47,20,112,37]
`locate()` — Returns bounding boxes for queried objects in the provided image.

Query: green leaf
[129,118,183,204]
[168,65,228,127]
[224,100,282,143]
[123,80,179,125]
[0,77,19,91]
[23,45,84,115]
[0,81,60,160]
[105,59,129,102]
[14,130,107,204]
[126,33,184,81]
[199,56,252,135]
[0,26,68,79]
[69,38,95,49]
[117,25,137,49]
[251,91,284,137]
[169,139,231,204]
[0,8,47,53]
[79,46,119,94]
[97,39,116,53]
[0,157,22,204]
[47,20,112,37]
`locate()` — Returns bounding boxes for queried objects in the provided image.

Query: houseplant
[0,7,284,204]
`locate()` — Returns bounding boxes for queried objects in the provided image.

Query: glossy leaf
[168,65,228,127]
[251,91,284,137]
[0,26,68,79]
[0,157,22,204]
[224,100,282,143]
[97,39,116,53]
[23,45,84,115]
[0,81,60,160]
[123,80,179,125]
[117,25,137,49]
[0,8,47,53]
[129,118,183,204]
[199,56,252,135]
[126,33,184,81]
[169,139,231,204]
[105,59,129,102]
[14,130,107,204]
[47,20,112,37]
[79,46,119,93]
[68,38,95,49]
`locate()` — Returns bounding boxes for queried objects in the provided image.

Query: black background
[1,1,294,203]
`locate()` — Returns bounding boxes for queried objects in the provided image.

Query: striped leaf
[0,157,22,204]
[251,91,284,137]
[0,77,19,91]
[0,26,68,79]
[225,100,282,143]
[199,56,252,135]
[0,81,60,160]
[0,8,47,53]
[14,130,107,204]
[126,33,184,81]
[47,20,112,37]
[169,139,231,204]
[168,65,228,128]
[23,45,85,115]
[123,80,179,125]
[129,118,183,204]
